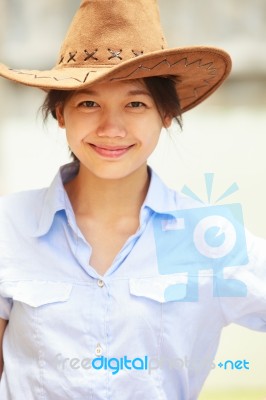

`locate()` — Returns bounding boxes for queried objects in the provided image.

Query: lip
[89,144,134,158]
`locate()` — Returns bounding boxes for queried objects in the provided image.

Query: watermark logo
[53,353,250,374]
[217,359,250,370]
[54,354,149,375]
[153,173,248,300]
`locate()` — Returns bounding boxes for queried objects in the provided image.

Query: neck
[64,163,150,221]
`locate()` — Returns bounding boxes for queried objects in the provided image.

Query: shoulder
[0,188,48,236]
[0,188,47,215]
[147,168,204,214]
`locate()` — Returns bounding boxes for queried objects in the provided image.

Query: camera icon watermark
[153,174,248,301]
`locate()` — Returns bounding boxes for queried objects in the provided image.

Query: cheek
[64,118,85,142]
[137,131,161,161]
[65,126,82,151]
[145,121,162,147]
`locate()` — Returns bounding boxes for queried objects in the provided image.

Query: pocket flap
[0,281,72,307]
[129,274,188,303]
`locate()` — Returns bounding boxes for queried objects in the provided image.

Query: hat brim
[0,46,231,112]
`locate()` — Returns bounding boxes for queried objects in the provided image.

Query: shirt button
[95,343,103,356]
[97,279,104,288]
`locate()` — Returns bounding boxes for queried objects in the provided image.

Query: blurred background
[0,1,266,398]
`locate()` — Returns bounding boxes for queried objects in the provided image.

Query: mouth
[89,144,134,158]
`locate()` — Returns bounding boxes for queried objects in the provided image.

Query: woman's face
[56,79,172,180]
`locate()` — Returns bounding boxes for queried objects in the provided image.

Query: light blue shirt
[0,162,266,400]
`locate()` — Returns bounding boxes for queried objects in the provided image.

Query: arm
[0,318,8,377]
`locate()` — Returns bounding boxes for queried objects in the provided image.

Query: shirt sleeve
[219,229,266,331]
[0,293,12,320]
[0,198,13,320]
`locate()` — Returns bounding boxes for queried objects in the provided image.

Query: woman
[0,1,265,399]
[44,77,178,276]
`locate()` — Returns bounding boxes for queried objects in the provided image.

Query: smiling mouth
[89,144,134,158]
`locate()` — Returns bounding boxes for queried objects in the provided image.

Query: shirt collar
[32,162,180,238]
[31,162,79,237]
[141,167,180,216]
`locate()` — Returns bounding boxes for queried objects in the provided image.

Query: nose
[96,110,126,138]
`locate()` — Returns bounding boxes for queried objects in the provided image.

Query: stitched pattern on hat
[84,49,98,61]
[132,50,144,57]
[108,49,123,60]
[59,55,64,64]
[8,69,97,84]
[112,58,217,81]
[57,49,145,64]
[7,56,219,104]
[67,52,77,63]
[111,57,218,102]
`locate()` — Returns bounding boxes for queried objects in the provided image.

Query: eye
[79,101,99,108]
[127,101,146,108]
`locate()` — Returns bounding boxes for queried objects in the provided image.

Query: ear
[163,114,173,129]
[55,105,65,128]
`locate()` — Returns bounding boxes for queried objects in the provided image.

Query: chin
[80,157,147,181]
[88,165,136,181]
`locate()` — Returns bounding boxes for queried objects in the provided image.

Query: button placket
[91,279,108,369]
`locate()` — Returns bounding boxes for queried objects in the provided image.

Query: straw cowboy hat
[0,0,231,112]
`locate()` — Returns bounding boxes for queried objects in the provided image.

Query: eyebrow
[127,89,151,97]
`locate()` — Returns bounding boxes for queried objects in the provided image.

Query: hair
[42,76,183,161]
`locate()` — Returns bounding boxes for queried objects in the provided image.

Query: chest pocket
[0,280,74,353]
[0,280,72,307]
[129,273,188,303]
